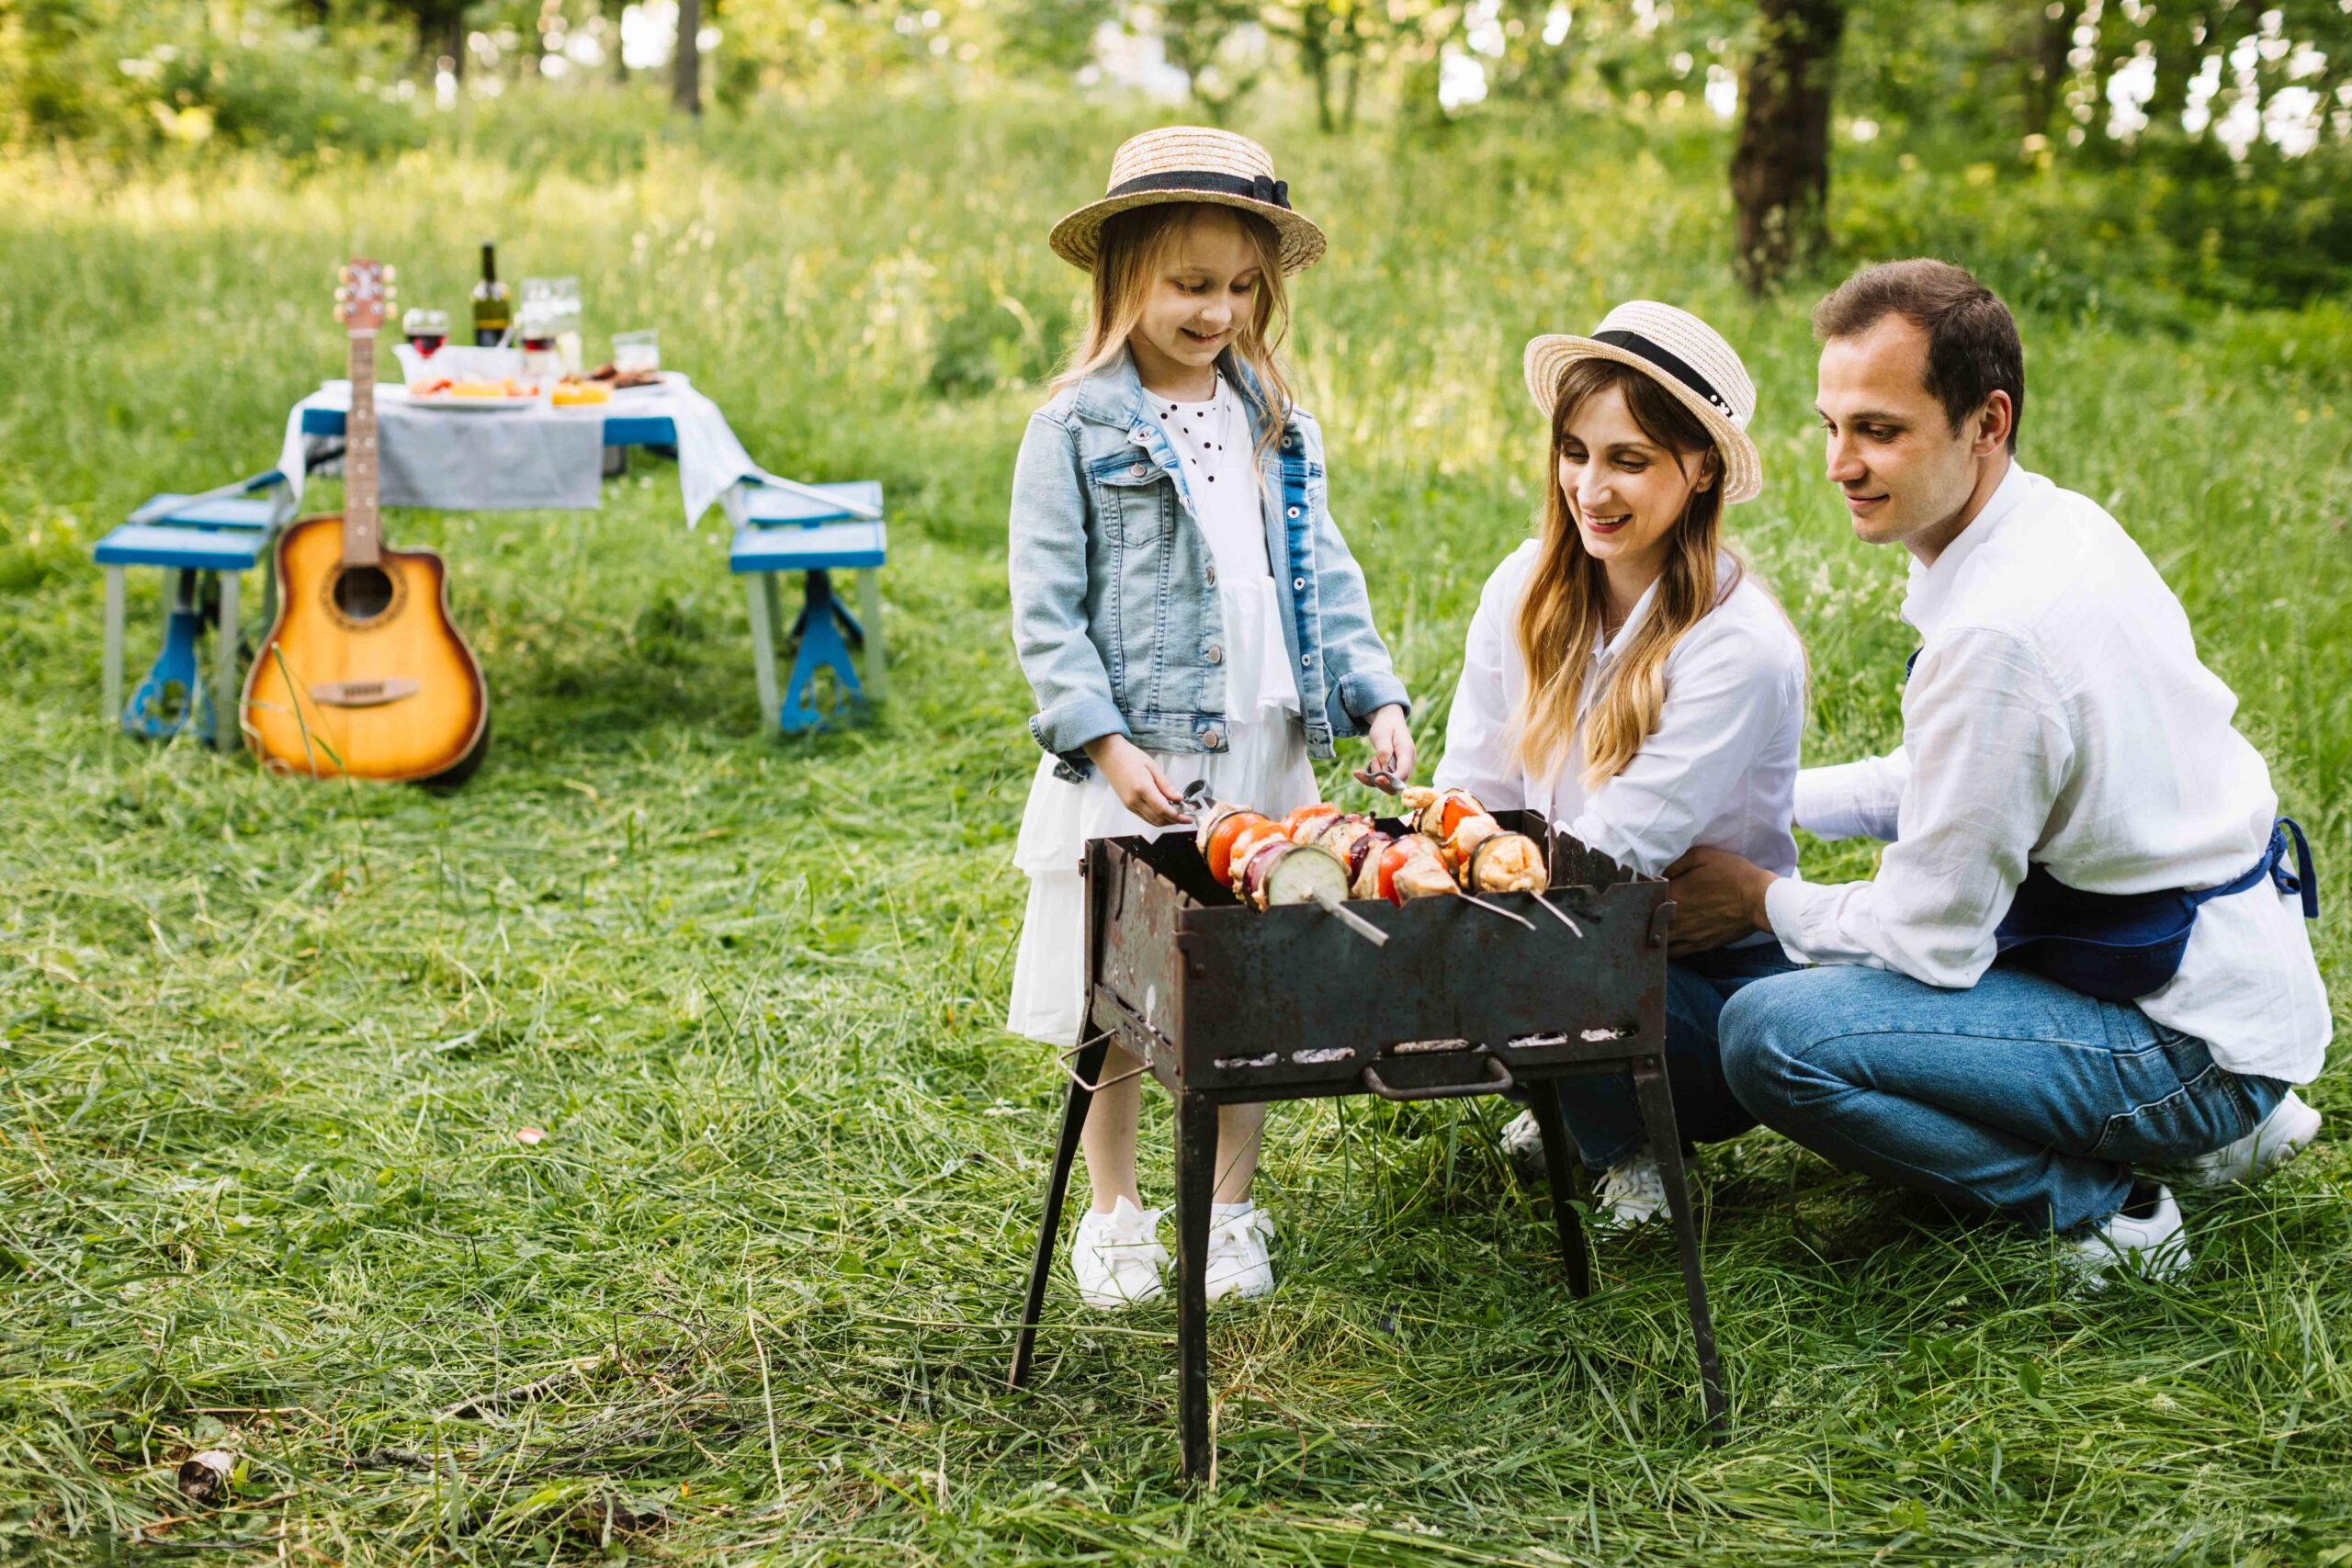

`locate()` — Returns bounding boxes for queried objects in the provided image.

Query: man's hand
[1353,705,1417,792]
[1083,734,1190,828]
[1663,845,1779,956]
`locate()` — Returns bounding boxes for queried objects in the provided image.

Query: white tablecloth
[277,374,769,527]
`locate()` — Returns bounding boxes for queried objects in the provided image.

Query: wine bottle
[471,243,512,347]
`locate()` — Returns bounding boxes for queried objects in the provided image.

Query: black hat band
[1103,170,1292,210]
[1590,329,1734,418]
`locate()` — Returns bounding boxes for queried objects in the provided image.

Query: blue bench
[730,479,887,735]
[96,524,266,749]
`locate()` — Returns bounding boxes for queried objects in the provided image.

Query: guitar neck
[345,331,382,567]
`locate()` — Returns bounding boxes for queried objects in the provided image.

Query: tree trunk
[673,0,702,116]
[444,11,467,78]
[1730,0,1844,296]
[2025,0,2080,138]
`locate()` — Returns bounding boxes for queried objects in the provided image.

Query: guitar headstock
[334,257,398,333]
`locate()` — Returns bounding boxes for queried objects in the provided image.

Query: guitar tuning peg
[381,265,398,282]
[339,265,354,282]
[334,286,349,301]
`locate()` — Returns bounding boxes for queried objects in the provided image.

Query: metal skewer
[1534,896,1584,937]
[1455,889,1538,930]
[1311,889,1391,947]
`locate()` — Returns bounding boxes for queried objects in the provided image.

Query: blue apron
[1905,648,2322,1003]
[1991,818,2318,1002]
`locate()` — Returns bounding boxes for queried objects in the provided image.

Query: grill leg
[1172,1089,1218,1486]
[1008,1033,1109,1390]
[1631,1058,1727,1439]
[1527,1083,1591,1297]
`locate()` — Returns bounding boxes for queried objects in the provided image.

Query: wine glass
[403,308,450,356]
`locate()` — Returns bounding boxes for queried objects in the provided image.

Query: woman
[1435,301,1805,1227]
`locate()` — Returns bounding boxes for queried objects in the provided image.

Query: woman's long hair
[1052,202,1297,469]
[1512,356,1740,788]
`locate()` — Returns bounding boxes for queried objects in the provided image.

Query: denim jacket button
[1129,461,1148,478]
[1205,645,1224,665]
[1204,728,1226,749]
[1292,575,1306,591]
[1205,565,1217,586]
[1301,654,1314,667]
[1286,505,1301,519]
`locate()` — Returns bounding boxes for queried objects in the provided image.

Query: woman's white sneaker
[1593,1150,1671,1231]
[2175,1089,2322,1190]
[1071,1197,1168,1308]
[2069,1182,2190,1291]
[1204,1203,1275,1301]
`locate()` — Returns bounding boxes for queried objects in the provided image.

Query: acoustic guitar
[243,258,491,784]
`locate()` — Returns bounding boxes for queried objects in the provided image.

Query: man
[1668,259,2327,1285]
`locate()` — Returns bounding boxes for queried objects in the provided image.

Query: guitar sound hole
[334,565,396,622]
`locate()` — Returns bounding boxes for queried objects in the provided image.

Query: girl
[1005,128,1414,1309]
[1434,302,1806,1228]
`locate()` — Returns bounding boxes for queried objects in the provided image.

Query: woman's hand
[1083,734,1191,828]
[1353,705,1418,792]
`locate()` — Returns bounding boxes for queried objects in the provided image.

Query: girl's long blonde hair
[1513,356,1739,788]
[1053,202,1297,468]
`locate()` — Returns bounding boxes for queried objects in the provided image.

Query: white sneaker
[2174,1089,2322,1190]
[1499,1108,1546,1171]
[2069,1183,2191,1291]
[1204,1204,1275,1302]
[1593,1149,1671,1231]
[1071,1197,1168,1309]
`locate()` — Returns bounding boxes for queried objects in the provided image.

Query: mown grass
[2,84,2350,1564]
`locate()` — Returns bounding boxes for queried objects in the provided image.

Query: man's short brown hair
[1814,259,2023,452]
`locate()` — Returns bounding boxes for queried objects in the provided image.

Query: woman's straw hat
[1049,126,1326,276]
[1523,301,1763,504]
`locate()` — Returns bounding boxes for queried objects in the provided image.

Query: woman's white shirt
[1434,543,1805,881]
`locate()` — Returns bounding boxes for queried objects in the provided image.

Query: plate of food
[406,377,546,410]
[550,377,611,407]
[586,363,672,391]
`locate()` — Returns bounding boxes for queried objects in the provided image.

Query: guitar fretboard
[344,332,382,568]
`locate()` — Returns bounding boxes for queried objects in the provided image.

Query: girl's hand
[1083,734,1192,828]
[1353,705,1417,792]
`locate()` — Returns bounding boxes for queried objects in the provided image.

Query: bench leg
[213,571,240,753]
[744,572,781,728]
[102,566,126,727]
[859,568,887,703]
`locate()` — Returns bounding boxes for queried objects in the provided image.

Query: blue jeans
[1718,964,2287,1233]
[1554,943,1801,1168]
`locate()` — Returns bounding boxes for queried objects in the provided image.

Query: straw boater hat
[1523,301,1763,504]
[1049,126,1327,276]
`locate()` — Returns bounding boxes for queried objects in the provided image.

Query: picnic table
[277,372,775,526]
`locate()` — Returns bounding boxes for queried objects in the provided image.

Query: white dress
[1006,374,1314,1045]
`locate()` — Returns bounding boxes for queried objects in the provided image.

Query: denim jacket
[1008,347,1411,781]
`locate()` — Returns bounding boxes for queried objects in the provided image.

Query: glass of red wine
[402,308,450,356]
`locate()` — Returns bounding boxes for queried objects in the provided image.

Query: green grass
[3,84,2351,1564]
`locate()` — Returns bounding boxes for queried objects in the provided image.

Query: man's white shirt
[1770,461,2329,1083]
[1436,544,1807,886]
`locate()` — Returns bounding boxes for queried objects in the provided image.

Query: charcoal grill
[1007,811,1728,1482]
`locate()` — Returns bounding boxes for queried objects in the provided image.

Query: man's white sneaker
[1204,1203,1275,1302]
[2069,1182,2191,1291]
[1071,1197,1168,1309]
[2175,1089,2322,1190]
[1593,1149,1671,1231]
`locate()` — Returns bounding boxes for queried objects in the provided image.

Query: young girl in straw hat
[1005,126,1414,1308]
[1435,302,1805,1229]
